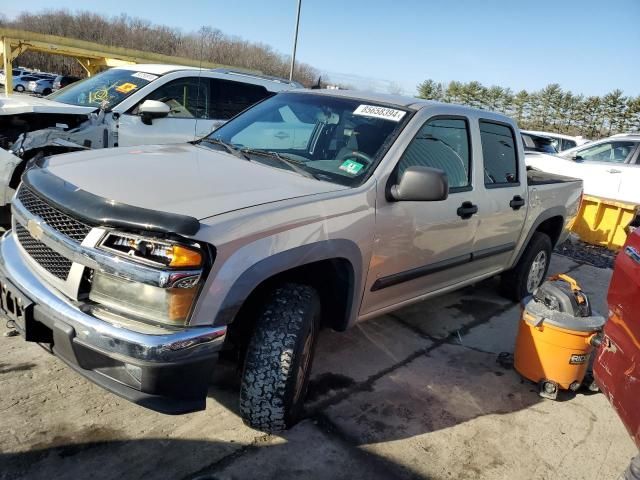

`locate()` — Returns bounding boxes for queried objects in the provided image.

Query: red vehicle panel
[595,229,640,448]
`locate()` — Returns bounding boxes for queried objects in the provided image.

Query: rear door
[568,140,639,200]
[615,141,640,204]
[361,113,481,316]
[118,76,210,146]
[472,120,528,273]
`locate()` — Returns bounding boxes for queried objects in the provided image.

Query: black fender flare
[512,206,567,266]
[213,239,363,330]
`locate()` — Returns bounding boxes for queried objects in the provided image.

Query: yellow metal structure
[571,194,639,250]
[1,28,233,96]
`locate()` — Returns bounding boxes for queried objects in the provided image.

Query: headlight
[100,232,203,268]
[89,272,198,325]
[91,231,208,325]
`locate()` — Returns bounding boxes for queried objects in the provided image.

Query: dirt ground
[0,254,636,480]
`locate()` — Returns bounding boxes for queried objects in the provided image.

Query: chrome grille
[15,224,72,280]
[17,186,92,243]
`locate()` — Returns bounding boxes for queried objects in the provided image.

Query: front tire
[15,85,24,92]
[500,232,552,301]
[239,283,321,432]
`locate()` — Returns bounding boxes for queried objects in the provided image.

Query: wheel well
[535,216,564,247]
[223,258,355,359]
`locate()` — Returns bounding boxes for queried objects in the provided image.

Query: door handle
[509,195,526,210]
[607,168,622,173]
[625,246,640,264]
[457,201,478,219]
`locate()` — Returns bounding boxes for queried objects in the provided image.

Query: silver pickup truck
[0,90,582,432]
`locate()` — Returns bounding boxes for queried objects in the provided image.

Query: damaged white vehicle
[0,64,299,209]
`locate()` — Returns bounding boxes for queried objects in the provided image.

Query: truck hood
[0,95,96,116]
[41,143,348,220]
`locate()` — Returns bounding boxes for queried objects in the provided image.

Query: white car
[27,78,55,96]
[0,68,32,86]
[522,130,590,152]
[0,64,301,206]
[12,75,42,92]
[526,134,640,203]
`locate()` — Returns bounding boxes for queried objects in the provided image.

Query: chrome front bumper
[0,232,226,413]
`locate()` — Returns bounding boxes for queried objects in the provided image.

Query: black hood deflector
[22,167,201,236]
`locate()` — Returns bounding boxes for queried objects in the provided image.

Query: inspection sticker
[353,104,406,122]
[131,72,159,82]
[339,159,365,175]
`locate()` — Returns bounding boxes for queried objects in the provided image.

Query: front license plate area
[0,278,34,336]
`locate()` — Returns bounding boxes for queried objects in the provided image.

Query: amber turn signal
[169,245,203,268]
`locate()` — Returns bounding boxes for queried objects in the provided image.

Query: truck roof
[290,88,515,122]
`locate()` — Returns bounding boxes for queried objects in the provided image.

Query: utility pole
[289,0,302,82]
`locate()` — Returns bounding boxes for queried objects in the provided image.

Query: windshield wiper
[242,149,320,180]
[199,138,250,161]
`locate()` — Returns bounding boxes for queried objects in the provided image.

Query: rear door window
[210,79,272,120]
[480,120,519,186]
[561,139,577,150]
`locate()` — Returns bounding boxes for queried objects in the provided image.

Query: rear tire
[43,88,52,96]
[500,232,552,301]
[15,85,24,92]
[239,283,320,432]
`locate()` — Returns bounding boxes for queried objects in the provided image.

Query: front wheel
[500,232,552,301]
[239,283,321,432]
[14,85,24,92]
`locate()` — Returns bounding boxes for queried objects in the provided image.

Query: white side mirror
[139,100,170,125]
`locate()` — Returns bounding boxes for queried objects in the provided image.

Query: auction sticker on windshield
[115,82,138,94]
[353,105,406,122]
[131,72,159,82]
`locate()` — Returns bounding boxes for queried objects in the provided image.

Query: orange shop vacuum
[514,274,605,399]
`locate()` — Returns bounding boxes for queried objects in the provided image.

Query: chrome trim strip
[0,233,225,362]
[12,198,201,288]
[625,246,640,264]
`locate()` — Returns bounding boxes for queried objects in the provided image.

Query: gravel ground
[555,237,619,269]
[0,254,635,480]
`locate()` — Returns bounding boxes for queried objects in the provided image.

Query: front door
[117,77,210,147]
[361,116,480,316]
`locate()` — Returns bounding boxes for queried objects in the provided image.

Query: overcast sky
[4,0,639,96]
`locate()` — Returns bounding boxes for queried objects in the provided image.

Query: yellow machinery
[571,194,640,250]
[514,274,605,399]
[0,28,230,96]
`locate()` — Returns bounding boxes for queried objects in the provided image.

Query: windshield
[203,92,410,186]
[47,68,159,108]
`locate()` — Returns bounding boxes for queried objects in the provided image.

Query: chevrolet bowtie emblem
[27,219,44,241]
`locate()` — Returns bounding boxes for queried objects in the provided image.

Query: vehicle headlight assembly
[89,232,208,325]
[100,232,203,269]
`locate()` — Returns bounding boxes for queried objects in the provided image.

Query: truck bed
[527,167,581,186]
